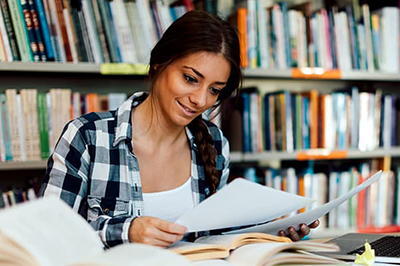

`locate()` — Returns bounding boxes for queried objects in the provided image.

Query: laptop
[315,233,400,264]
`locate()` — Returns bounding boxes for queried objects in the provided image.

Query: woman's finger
[309,219,320,228]
[288,226,300,241]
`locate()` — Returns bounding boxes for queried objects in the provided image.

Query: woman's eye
[210,87,222,95]
[184,74,197,84]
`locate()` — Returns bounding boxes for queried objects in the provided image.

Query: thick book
[0,197,191,266]
[169,233,342,265]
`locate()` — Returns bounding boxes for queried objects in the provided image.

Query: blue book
[0,94,13,161]
[242,92,251,153]
[106,0,122,62]
[328,9,337,69]
[284,91,293,152]
[279,2,292,67]
[302,97,310,149]
[346,6,360,70]
[263,93,271,151]
[33,0,54,60]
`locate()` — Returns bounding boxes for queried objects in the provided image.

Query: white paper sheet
[225,170,382,235]
[175,178,315,232]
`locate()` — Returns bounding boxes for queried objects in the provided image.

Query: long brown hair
[148,11,242,194]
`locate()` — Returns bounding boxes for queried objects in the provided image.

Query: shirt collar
[112,91,148,147]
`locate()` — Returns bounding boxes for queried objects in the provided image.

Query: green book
[6,0,33,62]
[37,92,50,159]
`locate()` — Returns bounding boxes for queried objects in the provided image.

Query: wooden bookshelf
[230,147,400,163]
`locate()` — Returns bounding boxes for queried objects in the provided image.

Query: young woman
[40,10,318,248]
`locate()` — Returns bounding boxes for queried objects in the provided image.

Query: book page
[226,242,340,266]
[175,178,314,232]
[226,171,382,235]
[0,197,104,266]
[194,233,290,250]
[192,259,233,266]
[168,241,229,260]
[73,243,191,266]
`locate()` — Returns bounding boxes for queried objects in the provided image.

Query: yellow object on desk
[354,241,375,266]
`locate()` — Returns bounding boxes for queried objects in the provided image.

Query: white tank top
[142,177,194,222]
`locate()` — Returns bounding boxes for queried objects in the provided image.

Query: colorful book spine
[37,92,50,159]
[20,0,41,61]
[0,94,13,161]
[28,0,46,61]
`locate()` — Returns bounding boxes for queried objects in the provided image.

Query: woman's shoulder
[63,110,117,140]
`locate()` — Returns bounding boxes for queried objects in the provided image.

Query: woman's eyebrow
[183,66,227,85]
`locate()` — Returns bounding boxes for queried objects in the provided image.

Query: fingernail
[301,224,306,230]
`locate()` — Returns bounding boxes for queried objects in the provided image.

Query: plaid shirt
[39,91,230,247]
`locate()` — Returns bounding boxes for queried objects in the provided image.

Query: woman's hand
[128,216,188,247]
[278,220,320,241]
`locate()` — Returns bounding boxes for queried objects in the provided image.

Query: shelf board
[230,147,400,162]
[2,63,400,80]
[0,160,47,170]
[0,62,149,75]
[0,62,101,73]
[244,68,400,81]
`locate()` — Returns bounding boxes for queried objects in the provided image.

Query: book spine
[62,2,78,62]
[68,3,88,62]
[53,0,72,61]
[77,9,94,62]
[33,0,54,60]
[0,5,13,61]
[90,0,109,62]
[0,94,13,161]
[28,0,46,61]
[7,0,33,61]
[97,0,119,62]
[81,0,103,63]
[0,0,20,60]
[37,92,50,159]
[20,0,41,61]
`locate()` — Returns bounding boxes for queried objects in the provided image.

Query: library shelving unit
[0,62,149,192]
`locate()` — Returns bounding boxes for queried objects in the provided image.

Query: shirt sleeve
[39,120,134,248]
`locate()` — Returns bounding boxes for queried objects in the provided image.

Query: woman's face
[154,52,231,127]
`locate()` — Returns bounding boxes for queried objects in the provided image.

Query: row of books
[0,88,127,162]
[240,162,400,230]
[0,186,37,208]
[222,86,399,153]
[231,1,399,73]
[0,0,197,63]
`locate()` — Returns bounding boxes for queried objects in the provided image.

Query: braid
[188,116,219,195]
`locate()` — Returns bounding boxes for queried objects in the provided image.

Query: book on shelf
[169,233,342,265]
[0,196,191,266]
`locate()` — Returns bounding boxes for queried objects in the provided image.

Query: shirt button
[104,208,110,214]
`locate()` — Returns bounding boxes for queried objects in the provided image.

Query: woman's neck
[131,95,186,147]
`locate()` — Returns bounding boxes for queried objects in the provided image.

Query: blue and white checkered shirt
[40,91,230,247]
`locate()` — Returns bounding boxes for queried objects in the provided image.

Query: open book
[0,197,190,266]
[169,233,343,265]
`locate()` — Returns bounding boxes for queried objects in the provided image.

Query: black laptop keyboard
[347,236,400,257]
